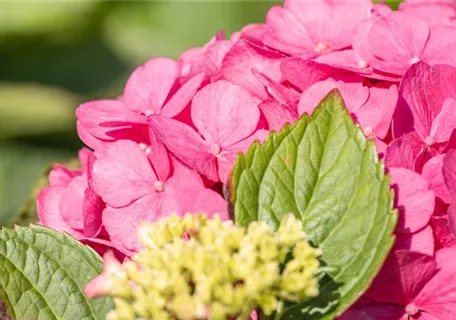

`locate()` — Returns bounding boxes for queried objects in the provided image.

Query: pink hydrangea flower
[263,0,373,58]
[221,40,286,100]
[344,247,456,319]
[92,140,227,253]
[353,12,456,76]
[37,148,117,255]
[148,80,268,183]
[178,32,233,82]
[392,62,456,169]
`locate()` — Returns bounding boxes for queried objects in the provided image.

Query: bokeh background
[0,1,282,225]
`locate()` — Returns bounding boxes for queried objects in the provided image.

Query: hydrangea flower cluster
[85,214,320,320]
[36,0,456,318]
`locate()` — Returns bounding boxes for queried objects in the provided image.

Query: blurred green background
[0,1,282,225]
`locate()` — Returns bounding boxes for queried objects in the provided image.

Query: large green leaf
[0,225,112,319]
[230,91,397,319]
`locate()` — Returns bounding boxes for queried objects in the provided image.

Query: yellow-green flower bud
[87,213,321,320]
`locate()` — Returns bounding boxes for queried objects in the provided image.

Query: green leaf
[230,91,397,319]
[0,225,113,319]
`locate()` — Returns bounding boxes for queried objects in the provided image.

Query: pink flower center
[405,303,420,316]
[314,41,333,54]
[145,109,155,116]
[358,59,368,69]
[155,181,164,192]
[139,143,151,155]
[211,144,222,156]
[424,136,435,147]
[363,126,375,140]
[409,57,421,65]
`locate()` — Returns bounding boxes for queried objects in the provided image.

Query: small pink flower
[148,80,268,183]
[77,58,205,181]
[344,247,456,319]
[37,149,118,255]
[297,78,398,151]
[178,32,233,82]
[392,62,456,169]
[221,40,286,99]
[92,140,227,253]
[263,0,373,58]
[353,12,456,76]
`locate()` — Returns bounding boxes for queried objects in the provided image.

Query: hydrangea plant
[1,0,456,319]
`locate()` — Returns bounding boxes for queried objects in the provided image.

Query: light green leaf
[230,91,397,319]
[0,225,112,319]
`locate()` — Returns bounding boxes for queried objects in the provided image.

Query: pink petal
[424,64,456,115]
[75,99,146,141]
[147,130,171,182]
[421,26,456,67]
[148,114,218,182]
[385,134,421,170]
[77,121,106,150]
[263,5,316,57]
[84,251,123,298]
[78,148,91,172]
[393,62,434,140]
[430,98,456,143]
[259,100,297,132]
[394,226,435,256]
[165,157,227,219]
[103,193,161,252]
[400,2,456,27]
[219,130,269,184]
[222,40,285,99]
[340,303,405,320]
[448,203,456,238]
[313,50,374,77]
[191,80,260,148]
[298,79,337,115]
[48,165,80,187]
[123,58,178,114]
[37,186,83,238]
[390,167,435,233]
[252,70,300,108]
[430,215,456,249]
[356,84,398,139]
[59,175,87,230]
[231,23,265,44]
[284,0,372,53]
[83,188,104,238]
[414,246,456,318]
[366,250,438,305]
[160,72,205,118]
[443,148,456,194]
[367,12,430,75]
[280,58,333,92]
[421,155,451,203]
[298,80,368,116]
[92,140,157,208]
